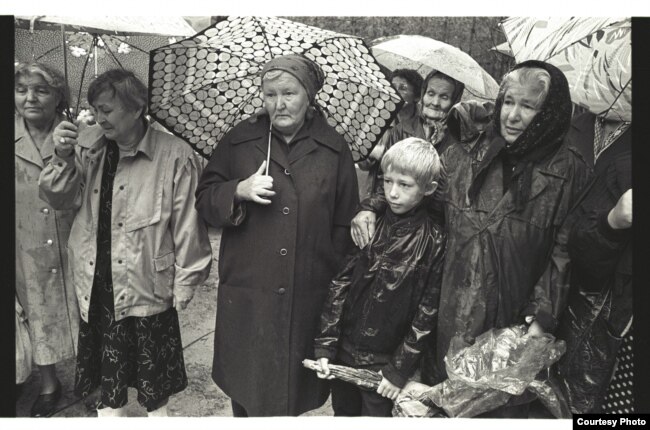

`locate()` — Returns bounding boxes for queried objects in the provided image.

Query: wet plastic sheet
[394,325,570,417]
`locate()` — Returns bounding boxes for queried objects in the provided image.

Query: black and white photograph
[6,3,649,428]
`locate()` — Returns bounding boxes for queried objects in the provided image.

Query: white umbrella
[370,34,500,101]
[501,17,631,121]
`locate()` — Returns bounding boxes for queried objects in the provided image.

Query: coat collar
[77,119,156,160]
[15,115,61,168]
[232,113,344,169]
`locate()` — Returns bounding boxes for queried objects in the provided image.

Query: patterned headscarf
[468,60,572,211]
[261,54,325,102]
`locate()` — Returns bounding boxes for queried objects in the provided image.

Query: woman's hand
[316,357,334,380]
[607,188,632,229]
[376,371,401,400]
[53,121,79,157]
[351,210,376,248]
[235,161,276,205]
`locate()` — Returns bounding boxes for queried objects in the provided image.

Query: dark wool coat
[195,113,359,416]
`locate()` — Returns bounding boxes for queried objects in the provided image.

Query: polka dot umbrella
[148,16,403,161]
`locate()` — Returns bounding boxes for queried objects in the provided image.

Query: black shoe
[30,380,62,417]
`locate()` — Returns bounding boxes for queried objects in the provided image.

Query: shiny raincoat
[195,112,359,416]
[427,125,591,383]
[15,115,79,365]
[556,113,632,413]
[314,206,445,388]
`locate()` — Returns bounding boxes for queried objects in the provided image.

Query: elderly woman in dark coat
[352,61,591,417]
[363,70,465,197]
[195,54,359,417]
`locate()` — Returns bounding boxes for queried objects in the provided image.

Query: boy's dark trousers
[330,378,393,417]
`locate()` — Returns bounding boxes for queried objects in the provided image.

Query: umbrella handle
[265,122,272,176]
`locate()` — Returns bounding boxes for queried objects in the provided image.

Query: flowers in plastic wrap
[393,325,571,418]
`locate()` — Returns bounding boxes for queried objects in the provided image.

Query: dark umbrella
[148,16,403,161]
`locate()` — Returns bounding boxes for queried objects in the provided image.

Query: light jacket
[39,122,212,322]
[15,115,79,364]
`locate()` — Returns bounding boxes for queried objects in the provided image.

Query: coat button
[118,259,123,264]
[279,248,288,256]
[284,169,290,175]
[50,268,58,274]
[42,208,50,214]
[46,239,53,245]
[93,189,98,194]
[89,261,93,266]
[282,207,290,215]
[84,296,89,301]
[278,287,286,295]
[119,185,125,190]
[118,222,123,227]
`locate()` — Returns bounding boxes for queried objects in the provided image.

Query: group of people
[15,45,632,419]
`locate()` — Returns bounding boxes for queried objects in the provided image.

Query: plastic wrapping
[394,325,571,418]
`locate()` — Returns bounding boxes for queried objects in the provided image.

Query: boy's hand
[351,210,376,248]
[376,371,401,400]
[316,357,334,380]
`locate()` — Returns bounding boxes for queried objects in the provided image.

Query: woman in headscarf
[194,54,359,417]
[363,70,465,197]
[15,62,79,417]
[352,61,591,417]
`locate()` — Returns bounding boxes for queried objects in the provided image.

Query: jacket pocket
[153,252,175,300]
[125,158,167,232]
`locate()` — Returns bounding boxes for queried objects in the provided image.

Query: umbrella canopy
[370,34,500,101]
[148,16,402,161]
[501,17,631,121]
[15,16,196,37]
[15,16,198,117]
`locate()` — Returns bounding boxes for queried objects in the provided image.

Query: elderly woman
[194,54,359,417]
[39,69,212,417]
[15,62,79,417]
[364,70,465,196]
[352,61,591,417]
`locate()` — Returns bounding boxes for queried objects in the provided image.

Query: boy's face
[383,168,435,215]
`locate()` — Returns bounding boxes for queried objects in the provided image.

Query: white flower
[168,37,177,44]
[117,43,131,54]
[97,38,105,48]
[70,46,88,57]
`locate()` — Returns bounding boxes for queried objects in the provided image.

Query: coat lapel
[255,136,290,171]
[15,117,45,169]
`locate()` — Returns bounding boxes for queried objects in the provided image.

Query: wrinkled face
[383,168,431,215]
[15,74,59,125]
[499,82,543,144]
[421,76,455,120]
[262,72,309,138]
[91,90,141,143]
[392,76,417,105]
